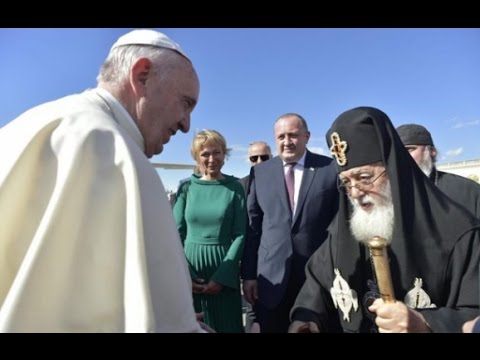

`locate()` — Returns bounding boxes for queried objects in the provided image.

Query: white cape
[0,88,202,332]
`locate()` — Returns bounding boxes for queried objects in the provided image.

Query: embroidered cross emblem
[330,132,348,166]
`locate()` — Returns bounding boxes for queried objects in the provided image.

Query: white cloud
[230,144,249,152]
[445,147,463,158]
[308,137,325,143]
[452,120,480,129]
[309,147,328,156]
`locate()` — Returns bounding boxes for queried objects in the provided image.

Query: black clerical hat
[396,124,434,146]
[326,107,384,172]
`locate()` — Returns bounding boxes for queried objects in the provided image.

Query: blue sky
[1,28,479,191]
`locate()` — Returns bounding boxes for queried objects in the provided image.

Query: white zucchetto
[111,29,189,60]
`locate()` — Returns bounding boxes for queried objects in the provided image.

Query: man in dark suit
[238,141,272,333]
[239,141,272,195]
[241,113,339,332]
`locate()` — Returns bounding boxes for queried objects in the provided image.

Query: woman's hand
[202,280,223,295]
[192,278,206,294]
[196,312,216,333]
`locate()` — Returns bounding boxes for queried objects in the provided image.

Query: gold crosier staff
[368,236,396,303]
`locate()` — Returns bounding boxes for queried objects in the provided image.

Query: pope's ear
[130,57,152,95]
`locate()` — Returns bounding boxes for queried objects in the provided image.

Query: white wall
[437,159,480,183]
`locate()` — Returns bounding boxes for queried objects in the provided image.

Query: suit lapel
[273,157,293,218]
[292,151,316,226]
[265,156,292,219]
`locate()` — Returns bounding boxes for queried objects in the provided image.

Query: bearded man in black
[289,107,480,333]
[397,123,480,218]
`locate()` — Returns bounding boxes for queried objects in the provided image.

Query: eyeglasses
[338,170,386,192]
[250,155,270,162]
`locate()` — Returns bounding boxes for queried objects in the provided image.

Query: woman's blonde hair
[191,129,231,161]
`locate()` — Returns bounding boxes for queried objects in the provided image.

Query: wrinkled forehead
[176,63,200,98]
[249,144,270,155]
[339,161,385,178]
[274,117,304,134]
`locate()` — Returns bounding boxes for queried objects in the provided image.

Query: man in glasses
[397,123,480,218]
[241,113,339,332]
[289,107,480,333]
[239,141,272,196]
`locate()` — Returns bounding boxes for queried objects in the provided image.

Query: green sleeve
[211,185,247,289]
[172,181,199,279]
[173,181,188,244]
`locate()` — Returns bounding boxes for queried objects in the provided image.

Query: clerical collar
[93,87,144,151]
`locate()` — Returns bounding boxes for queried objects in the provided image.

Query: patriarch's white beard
[349,180,394,245]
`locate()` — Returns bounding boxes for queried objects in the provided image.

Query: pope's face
[137,57,199,158]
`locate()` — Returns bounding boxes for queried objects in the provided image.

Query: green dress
[173,174,246,333]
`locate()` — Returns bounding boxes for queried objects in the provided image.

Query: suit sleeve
[241,166,262,280]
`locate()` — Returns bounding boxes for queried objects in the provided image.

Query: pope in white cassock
[0,29,205,332]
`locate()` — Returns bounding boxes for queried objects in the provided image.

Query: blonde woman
[173,130,246,333]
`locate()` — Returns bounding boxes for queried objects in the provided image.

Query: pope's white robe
[0,88,203,332]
